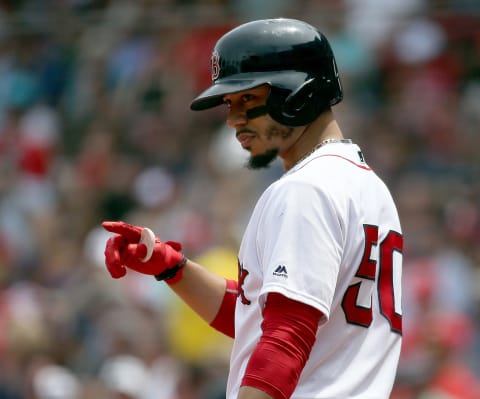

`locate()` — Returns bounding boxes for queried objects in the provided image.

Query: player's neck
[282,110,344,171]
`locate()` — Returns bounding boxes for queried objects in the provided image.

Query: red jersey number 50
[342,225,403,334]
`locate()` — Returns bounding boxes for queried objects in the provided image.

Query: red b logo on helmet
[211,51,220,81]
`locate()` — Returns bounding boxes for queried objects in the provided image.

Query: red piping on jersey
[293,154,372,173]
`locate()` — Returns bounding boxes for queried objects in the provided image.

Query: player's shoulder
[265,169,334,209]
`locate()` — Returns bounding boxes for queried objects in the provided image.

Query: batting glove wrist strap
[154,257,187,282]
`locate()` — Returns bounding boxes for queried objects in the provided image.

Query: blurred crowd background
[0,0,479,398]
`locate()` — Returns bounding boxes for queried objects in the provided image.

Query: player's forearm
[238,386,274,399]
[167,259,228,324]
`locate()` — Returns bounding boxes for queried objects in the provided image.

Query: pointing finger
[102,221,142,242]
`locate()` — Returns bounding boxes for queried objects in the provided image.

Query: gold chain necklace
[289,138,353,170]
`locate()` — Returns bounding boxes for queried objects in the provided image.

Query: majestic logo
[211,51,220,81]
[237,260,251,305]
[273,265,288,278]
[358,151,365,163]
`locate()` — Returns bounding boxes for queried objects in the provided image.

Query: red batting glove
[102,221,186,284]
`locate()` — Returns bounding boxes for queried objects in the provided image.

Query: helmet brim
[190,71,308,111]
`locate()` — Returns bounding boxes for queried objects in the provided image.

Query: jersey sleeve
[257,179,344,319]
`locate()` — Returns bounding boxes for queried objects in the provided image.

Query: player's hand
[102,221,186,283]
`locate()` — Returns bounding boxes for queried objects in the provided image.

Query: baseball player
[102,18,404,399]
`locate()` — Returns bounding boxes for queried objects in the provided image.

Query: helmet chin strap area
[246,104,269,120]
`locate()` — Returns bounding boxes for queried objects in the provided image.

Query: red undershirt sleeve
[209,279,238,338]
[241,292,323,399]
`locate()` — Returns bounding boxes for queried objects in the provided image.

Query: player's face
[223,85,300,169]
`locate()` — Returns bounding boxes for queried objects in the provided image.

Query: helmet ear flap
[266,78,325,127]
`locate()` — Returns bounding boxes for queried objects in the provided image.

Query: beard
[246,148,279,169]
[245,123,294,169]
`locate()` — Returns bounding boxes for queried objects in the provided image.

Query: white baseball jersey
[228,141,403,399]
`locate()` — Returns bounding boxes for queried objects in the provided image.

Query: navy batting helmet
[190,18,343,126]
